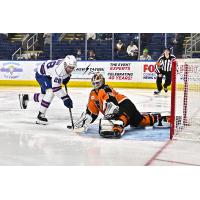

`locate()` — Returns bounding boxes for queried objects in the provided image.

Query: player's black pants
[118,99,143,127]
[156,70,171,91]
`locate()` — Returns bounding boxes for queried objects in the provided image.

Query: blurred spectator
[75,49,84,61]
[115,39,126,60]
[171,33,180,45]
[88,50,96,60]
[43,33,51,45]
[139,48,152,60]
[170,33,184,58]
[87,33,96,40]
[115,40,126,54]
[127,41,138,60]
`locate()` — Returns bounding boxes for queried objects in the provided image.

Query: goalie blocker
[73,72,171,139]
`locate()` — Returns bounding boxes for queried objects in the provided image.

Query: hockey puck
[67,125,72,129]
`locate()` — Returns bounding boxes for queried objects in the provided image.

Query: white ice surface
[0,87,200,165]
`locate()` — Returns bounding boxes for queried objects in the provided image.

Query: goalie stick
[64,84,74,129]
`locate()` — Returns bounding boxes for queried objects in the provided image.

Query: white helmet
[55,55,77,76]
[63,55,77,69]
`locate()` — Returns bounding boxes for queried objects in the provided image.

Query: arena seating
[0,34,21,60]
[0,33,188,61]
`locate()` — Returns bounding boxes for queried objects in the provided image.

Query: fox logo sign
[143,64,155,72]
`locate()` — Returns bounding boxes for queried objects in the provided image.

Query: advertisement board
[0,59,199,87]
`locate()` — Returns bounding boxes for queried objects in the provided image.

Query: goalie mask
[91,73,105,89]
[63,55,77,74]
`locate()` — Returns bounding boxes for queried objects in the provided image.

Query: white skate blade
[36,119,48,125]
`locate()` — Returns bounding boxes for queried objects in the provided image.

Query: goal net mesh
[173,59,200,140]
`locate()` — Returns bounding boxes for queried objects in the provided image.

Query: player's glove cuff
[61,95,73,108]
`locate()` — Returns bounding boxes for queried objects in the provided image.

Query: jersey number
[54,77,61,84]
[46,61,56,69]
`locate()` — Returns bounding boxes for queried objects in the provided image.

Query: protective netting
[174,59,200,140]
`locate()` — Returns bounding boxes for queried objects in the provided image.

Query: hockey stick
[64,84,74,129]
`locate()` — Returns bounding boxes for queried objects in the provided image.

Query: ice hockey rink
[0,86,200,166]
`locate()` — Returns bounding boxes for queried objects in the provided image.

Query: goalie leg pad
[139,113,161,126]
[99,119,124,139]
[118,114,129,127]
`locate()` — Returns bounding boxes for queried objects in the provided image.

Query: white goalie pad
[99,119,114,132]
[100,119,124,130]
[99,119,124,138]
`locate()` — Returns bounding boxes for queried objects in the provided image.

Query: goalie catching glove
[104,102,119,120]
[74,112,93,131]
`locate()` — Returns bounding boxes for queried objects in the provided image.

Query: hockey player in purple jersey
[19,55,77,125]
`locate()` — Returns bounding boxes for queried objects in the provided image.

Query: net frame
[170,59,200,140]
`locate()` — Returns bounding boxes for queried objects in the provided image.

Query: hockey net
[170,59,200,140]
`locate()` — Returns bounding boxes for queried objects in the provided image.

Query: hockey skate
[19,94,29,109]
[164,87,168,93]
[112,124,125,138]
[36,112,48,125]
[154,90,161,95]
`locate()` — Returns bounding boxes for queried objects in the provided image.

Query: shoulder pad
[101,85,112,93]
[91,88,96,93]
[158,55,164,61]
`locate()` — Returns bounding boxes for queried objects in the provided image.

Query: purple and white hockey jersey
[37,59,71,99]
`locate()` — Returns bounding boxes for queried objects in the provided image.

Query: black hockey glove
[61,94,73,108]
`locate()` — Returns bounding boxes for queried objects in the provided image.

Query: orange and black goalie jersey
[85,84,127,123]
